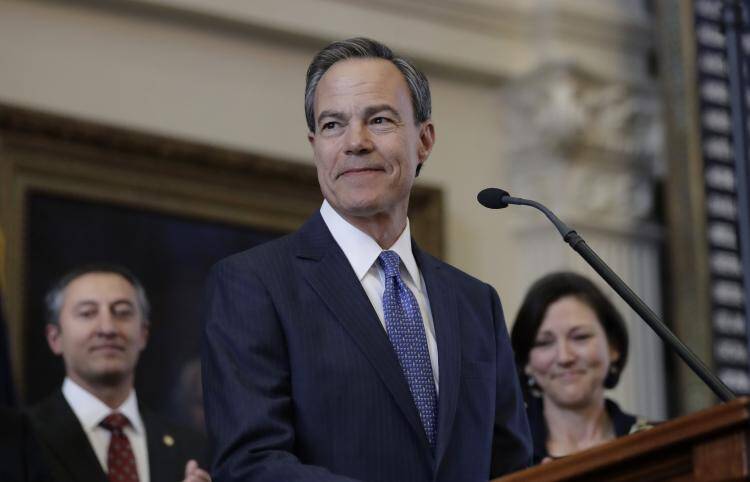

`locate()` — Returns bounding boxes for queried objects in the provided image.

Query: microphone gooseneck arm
[504,195,573,239]
[482,189,736,402]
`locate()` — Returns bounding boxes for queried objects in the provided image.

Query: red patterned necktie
[100,412,140,482]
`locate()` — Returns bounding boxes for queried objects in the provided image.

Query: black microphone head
[477,188,510,209]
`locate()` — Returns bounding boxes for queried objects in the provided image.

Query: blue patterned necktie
[378,250,438,449]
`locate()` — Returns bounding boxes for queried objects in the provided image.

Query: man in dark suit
[28,265,210,482]
[202,37,532,482]
[0,407,52,482]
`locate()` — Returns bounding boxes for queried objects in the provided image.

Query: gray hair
[304,37,432,133]
[45,264,150,327]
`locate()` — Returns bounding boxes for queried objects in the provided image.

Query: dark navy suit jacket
[202,212,532,482]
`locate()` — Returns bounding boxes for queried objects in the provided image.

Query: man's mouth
[91,344,125,353]
[337,167,384,179]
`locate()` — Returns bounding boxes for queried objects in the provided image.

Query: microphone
[478,187,735,402]
[477,188,573,240]
[477,188,510,209]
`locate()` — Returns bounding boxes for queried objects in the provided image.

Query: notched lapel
[31,392,108,482]
[416,248,461,469]
[295,214,431,450]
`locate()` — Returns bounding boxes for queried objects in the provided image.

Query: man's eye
[77,310,96,319]
[321,121,338,131]
[371,117,391,125]
[113,308,135,319]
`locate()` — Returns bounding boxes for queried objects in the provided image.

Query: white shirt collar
[62,377,145,435]
[320,200,421,286]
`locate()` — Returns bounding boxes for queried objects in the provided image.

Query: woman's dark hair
[510,271,629,393]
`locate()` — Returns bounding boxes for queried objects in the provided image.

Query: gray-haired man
[203,38,532,482]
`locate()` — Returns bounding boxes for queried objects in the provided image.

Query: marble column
[501,62,667,420]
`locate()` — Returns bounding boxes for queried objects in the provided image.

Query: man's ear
[139,322,150,352]
[417,121,435,163]
[45,324,63,356]
[307,130,315,146]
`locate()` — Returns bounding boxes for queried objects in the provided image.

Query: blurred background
[0,0,747,431]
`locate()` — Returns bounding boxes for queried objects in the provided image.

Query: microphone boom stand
[501,193,736,402]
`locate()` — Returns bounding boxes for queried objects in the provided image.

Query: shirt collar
[62,377,145,435]
[320,200,421,286]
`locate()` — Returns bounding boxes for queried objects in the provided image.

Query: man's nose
[96,314,118,336]
[344,122,374,155]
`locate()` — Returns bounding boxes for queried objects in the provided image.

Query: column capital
[500,62,664,231]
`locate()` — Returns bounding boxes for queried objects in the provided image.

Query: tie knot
[378,250,402,278]
[100,413,130,432]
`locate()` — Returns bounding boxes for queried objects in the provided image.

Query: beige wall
[0,0,665,416]
[0,0,531,310]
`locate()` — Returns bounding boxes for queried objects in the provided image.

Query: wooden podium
[493,397,750,482]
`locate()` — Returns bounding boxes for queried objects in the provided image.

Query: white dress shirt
[320,200,439,392]
[62,378,150,482]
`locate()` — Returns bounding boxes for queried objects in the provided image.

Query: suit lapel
[142,409,181,482]
[30,392,108,482]
[295,214,430,450]
[414,245,461,470]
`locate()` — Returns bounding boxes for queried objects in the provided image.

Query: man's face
[308,58,435,221]
[46,272,148,390]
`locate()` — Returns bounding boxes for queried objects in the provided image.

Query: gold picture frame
[0,103,444,402]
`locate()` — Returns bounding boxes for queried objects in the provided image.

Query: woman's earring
[604,364,619,388]
[527,375,542,397]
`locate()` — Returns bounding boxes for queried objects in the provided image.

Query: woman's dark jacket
[526,397,643,465]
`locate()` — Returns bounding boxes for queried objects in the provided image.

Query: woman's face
[525,295,619,410]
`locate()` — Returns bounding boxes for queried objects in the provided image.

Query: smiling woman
[509,271,652,465]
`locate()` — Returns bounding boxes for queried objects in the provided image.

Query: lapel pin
[163,434,175,447]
